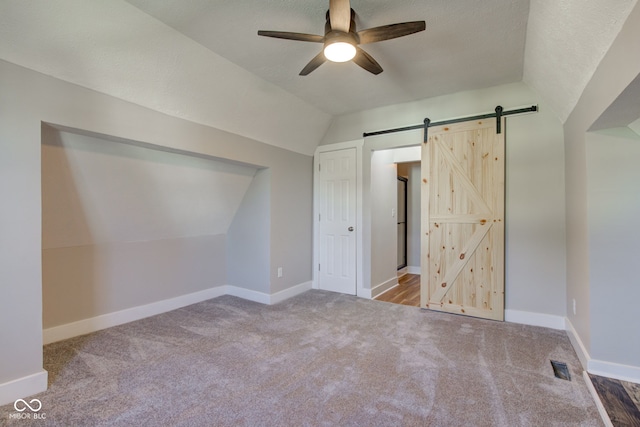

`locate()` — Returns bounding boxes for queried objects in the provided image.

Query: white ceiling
[590,74,640,131]
[523,0,638,123]
[125,0,530,116]
[0,0,637,154]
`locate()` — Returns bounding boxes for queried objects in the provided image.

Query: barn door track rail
[362,105,538,139]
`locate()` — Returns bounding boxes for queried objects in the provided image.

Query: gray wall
[227,168,271,294]
[370,150,398,291]
[586,131,640,367]
[0,65,43,391]
[564,2,640,372]
[322,82,567,317]
[43,235,228,328]
[41,127,258,328]
[0,59,313,391]
[269,153,313,294]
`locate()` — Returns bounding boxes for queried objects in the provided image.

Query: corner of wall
[565,317,590,370]
[226,168,271,294]
[566,317,640,384]
[504,310,566,330]
[0,370,48,407]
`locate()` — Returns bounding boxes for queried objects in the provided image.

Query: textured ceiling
[0,0,636,154]
[0,0,332,155]
[523,0,638,123]
[125,0,530,116]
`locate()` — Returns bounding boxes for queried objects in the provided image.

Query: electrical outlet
[572,299,576,315]
[277,267,283,278]
[392,208,396,217]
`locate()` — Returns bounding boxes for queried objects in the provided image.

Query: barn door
[420,118,505,320]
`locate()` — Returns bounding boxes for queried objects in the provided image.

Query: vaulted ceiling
[124,0,530,116]
[0,0,637,154]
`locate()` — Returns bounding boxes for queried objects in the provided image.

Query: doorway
[375,273,421,306]
[314,117,506,322]
[374,161,421,306]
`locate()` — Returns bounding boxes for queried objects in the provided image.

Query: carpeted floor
[1,290,602,426]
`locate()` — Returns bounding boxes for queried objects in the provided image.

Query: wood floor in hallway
[375,273,420,307]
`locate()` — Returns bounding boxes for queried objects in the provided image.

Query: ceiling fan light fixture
[258,0,426,75]
[324,40,356,62]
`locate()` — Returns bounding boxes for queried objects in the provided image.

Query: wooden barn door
[420,118,505,320]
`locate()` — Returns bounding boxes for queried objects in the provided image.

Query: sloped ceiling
[524,0,638,122]
[0,0,637,153]
[0,0,332,156]
[42,129,257,248]
[590,73,640,131]
[124,0,530,116]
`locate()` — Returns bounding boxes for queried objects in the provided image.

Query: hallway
[374,274,420,307]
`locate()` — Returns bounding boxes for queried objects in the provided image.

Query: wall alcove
[41,124,269,342]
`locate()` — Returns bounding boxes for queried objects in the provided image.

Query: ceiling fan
[258,0,426,76]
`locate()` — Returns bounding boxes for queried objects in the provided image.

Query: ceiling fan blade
[357,21,426,44]
[329,0,351,32]
[258,30,324,43]
[299,51,327,76]
[353,47,383,75]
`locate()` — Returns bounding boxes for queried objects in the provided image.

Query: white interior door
[317,148,357,294]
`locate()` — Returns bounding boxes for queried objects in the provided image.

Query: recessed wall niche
[41,125,267,335]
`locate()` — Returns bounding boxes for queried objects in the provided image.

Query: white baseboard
[407,266,421,275]
[358,287,372,299]
[268,281,313,304]
[224,282,311,305]
[224,285,271,304]
[588,359,640,384]
[566,318,640,383]
[565,318,590,370]
[504,309,566,330]
[373,283,400,300]
[43,286,228,345]
[0,370,48,407]
[371,277,398,299]
[43,282,314,345]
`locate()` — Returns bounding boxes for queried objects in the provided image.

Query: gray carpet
[1,290,602,426]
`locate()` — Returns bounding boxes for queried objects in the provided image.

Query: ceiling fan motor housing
[324,8,357,35]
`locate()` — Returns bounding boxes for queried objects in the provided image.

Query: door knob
[348,227,354,232]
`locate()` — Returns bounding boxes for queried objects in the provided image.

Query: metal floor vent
[550,360,571,381]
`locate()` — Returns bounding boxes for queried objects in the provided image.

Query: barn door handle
[348,227,354,232]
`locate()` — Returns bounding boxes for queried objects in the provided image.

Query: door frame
[313,140,364,296]
[362,130,423,298]
[313,134,423,299]
[397,176,408,270]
